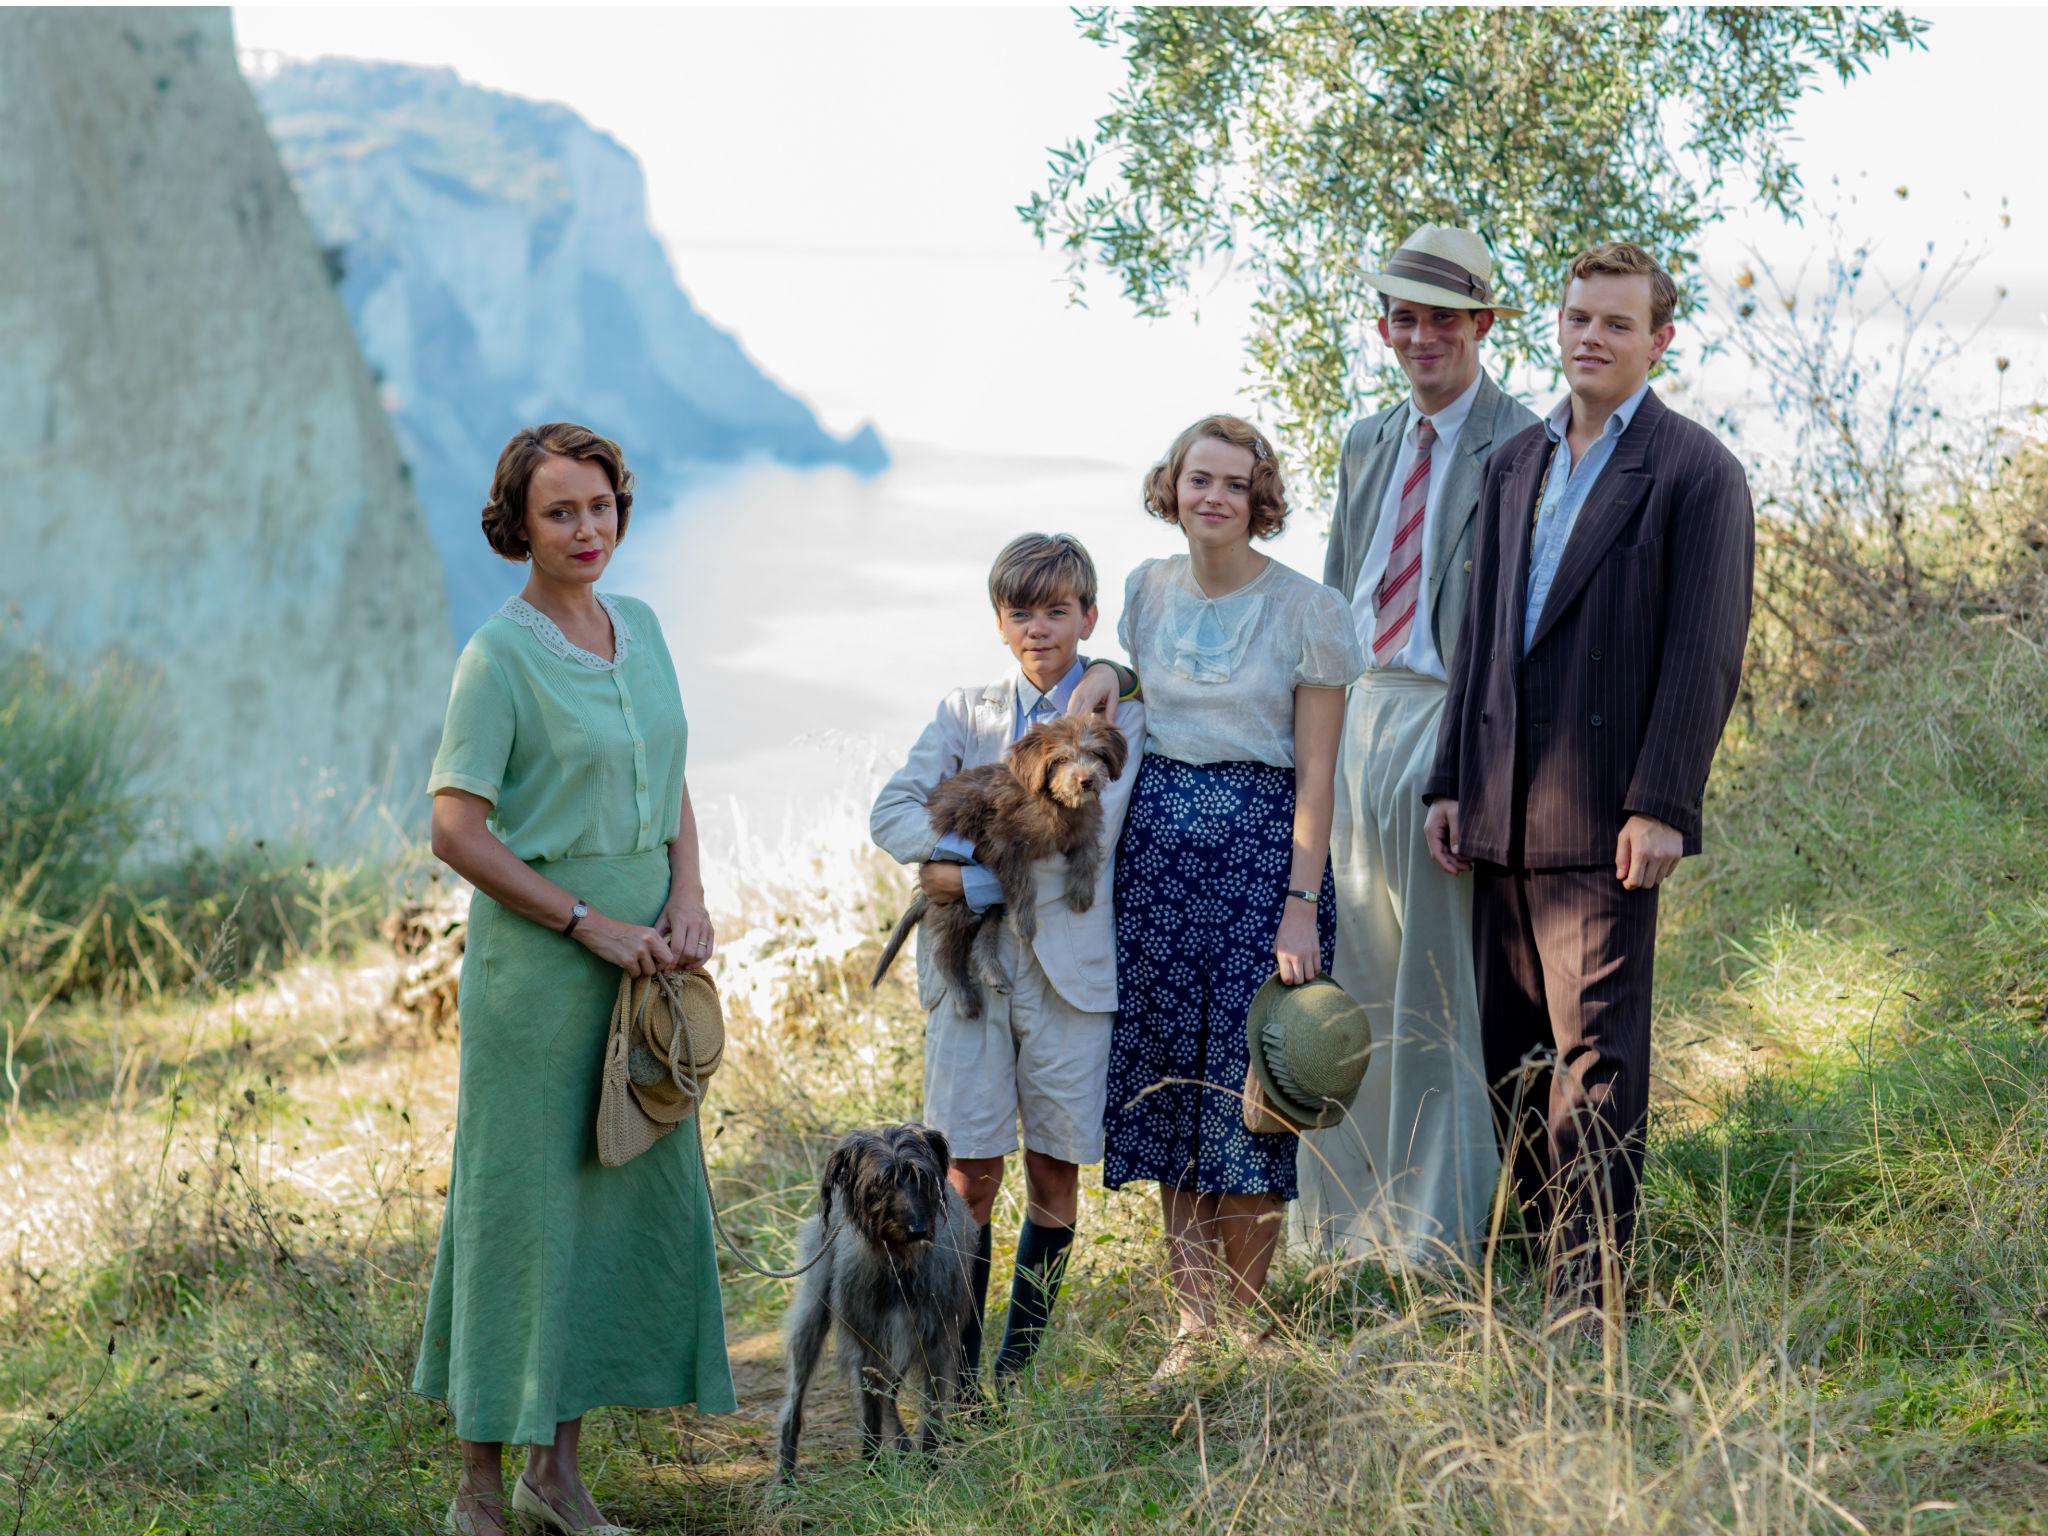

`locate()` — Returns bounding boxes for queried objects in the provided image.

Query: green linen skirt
[411,847,736,1444]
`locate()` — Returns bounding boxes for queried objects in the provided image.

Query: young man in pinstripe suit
[1423,243,1754,1326]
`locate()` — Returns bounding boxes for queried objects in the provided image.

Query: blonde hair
[1566,242,1679,332]
[988,532,1099,611]
[1141,415,1289,541]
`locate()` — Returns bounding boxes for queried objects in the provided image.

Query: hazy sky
[235,5,2045,465]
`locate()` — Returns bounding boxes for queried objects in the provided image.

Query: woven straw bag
[597,966,725,1168]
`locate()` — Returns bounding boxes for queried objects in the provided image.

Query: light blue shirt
[933,658,1085,912]
[1523,382,1651,652]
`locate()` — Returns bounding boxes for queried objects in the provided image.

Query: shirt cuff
[957,862,1002,915]
[930,832,978,863]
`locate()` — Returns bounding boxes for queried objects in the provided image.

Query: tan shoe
[510,1474,634,1536]
[1145,1326,1210,1391]
[445,1492,507,1536]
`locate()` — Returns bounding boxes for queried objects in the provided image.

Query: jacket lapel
[973,677,1016,766]
[1527,392,1663,653]
[1426,373,1502,597]
[1497,430,1548,644]
[1343,407,1407,598]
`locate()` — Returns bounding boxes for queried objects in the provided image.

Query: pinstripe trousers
[1472,864,1660,1309]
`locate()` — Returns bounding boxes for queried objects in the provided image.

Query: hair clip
[1251,438,1270,463]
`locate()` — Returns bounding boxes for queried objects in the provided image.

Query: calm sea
[605,443,1338,865]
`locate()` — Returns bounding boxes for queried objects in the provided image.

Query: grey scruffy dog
[775,1123,974,1480]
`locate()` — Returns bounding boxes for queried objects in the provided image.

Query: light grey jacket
[1322,371,1540,666]
[869,674,1146,1014]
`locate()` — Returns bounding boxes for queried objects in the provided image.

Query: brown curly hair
[1140,416,1289,541]
[480,422,636,562]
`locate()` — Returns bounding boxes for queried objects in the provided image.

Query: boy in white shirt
[870,533,1144,1395]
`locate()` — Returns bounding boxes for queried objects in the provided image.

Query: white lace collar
[497,592,633,671]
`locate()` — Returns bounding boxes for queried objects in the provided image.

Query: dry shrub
[1715,216,2047,717]
[380,875,469,1034]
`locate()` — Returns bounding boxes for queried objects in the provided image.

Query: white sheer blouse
[1117,555,1366,768]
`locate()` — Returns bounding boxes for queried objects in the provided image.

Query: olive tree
[1022,6,1924,485]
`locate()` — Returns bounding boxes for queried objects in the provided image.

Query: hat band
[1384,249,1492,304]
[1263,1017,1320,1112]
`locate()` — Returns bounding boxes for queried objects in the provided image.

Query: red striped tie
[1371,415,1435,661]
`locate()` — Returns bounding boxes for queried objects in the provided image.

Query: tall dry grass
[2,444,2044,1529]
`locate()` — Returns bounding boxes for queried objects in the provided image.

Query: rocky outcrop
[252,59,889,637]
[0,9,453,851]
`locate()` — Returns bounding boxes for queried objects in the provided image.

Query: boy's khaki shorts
[921,925,1112,1165]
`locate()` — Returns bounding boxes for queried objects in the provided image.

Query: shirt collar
[1017,657,1085,718]
[1408,370,1484,447]
[1544,380,1653,444]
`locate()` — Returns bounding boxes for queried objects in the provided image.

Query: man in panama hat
[1296,225,1539,1268]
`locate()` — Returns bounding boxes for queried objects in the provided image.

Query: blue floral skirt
[1104,755,1338,1199]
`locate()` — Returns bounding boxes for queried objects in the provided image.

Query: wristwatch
[562,899,589,937]
[1286,888,1319,907]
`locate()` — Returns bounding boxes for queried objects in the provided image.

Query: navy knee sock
[959,1222,993,1396]
[993,1218,1075,1379]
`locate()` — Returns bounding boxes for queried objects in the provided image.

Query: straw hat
[598,966,725,1167]
[1243,973,1372,1132]
[624,966,723,1124]
[1359,225,1525,317]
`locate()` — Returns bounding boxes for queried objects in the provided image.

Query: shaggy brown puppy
[774,1123,975,1478]
[871,714,1128,1018]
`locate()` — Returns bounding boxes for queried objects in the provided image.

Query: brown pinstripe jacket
[1423,391,1754,869]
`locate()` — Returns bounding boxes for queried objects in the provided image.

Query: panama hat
[1359,225,1525,318]
[1243,973,1372,1133]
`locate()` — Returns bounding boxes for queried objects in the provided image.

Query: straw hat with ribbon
[1242,973,1372,1134]
[597,965,724,1167]
[1359,224,1525,318]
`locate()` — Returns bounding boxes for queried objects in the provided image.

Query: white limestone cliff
[252,59,889,638]
[0,9,453,851]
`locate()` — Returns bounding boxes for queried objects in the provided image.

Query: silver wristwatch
[1286,888,1319,907]
[562,899,589,937]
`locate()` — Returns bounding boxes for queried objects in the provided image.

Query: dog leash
[681,1058,840,1281]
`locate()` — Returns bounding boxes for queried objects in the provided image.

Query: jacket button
[1490,648,1497,661]
[1590,648,1603,661]
[1480,711,1489,724]
[1463,560,1473,573]
[1590,714,1604,727]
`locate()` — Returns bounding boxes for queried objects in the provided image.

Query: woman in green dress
[415,423,735,1536]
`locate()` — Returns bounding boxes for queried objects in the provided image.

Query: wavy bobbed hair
[1140,415,1289,541]
[480,422,636,562]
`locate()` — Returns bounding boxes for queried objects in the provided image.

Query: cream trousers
[1295,671,1500,1268]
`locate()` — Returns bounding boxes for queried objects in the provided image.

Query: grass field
[2,601,2045,1534]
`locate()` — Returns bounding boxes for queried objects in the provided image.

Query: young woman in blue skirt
[1100,415,1366,1382]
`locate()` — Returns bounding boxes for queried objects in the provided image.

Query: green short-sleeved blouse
[428,593,686,860]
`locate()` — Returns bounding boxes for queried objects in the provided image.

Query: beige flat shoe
[1144,1326,1210,1391]
[510,1474,634,1536]
[445,1493,507,1536]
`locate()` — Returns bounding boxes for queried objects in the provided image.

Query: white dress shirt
[1349,370,1485,681]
